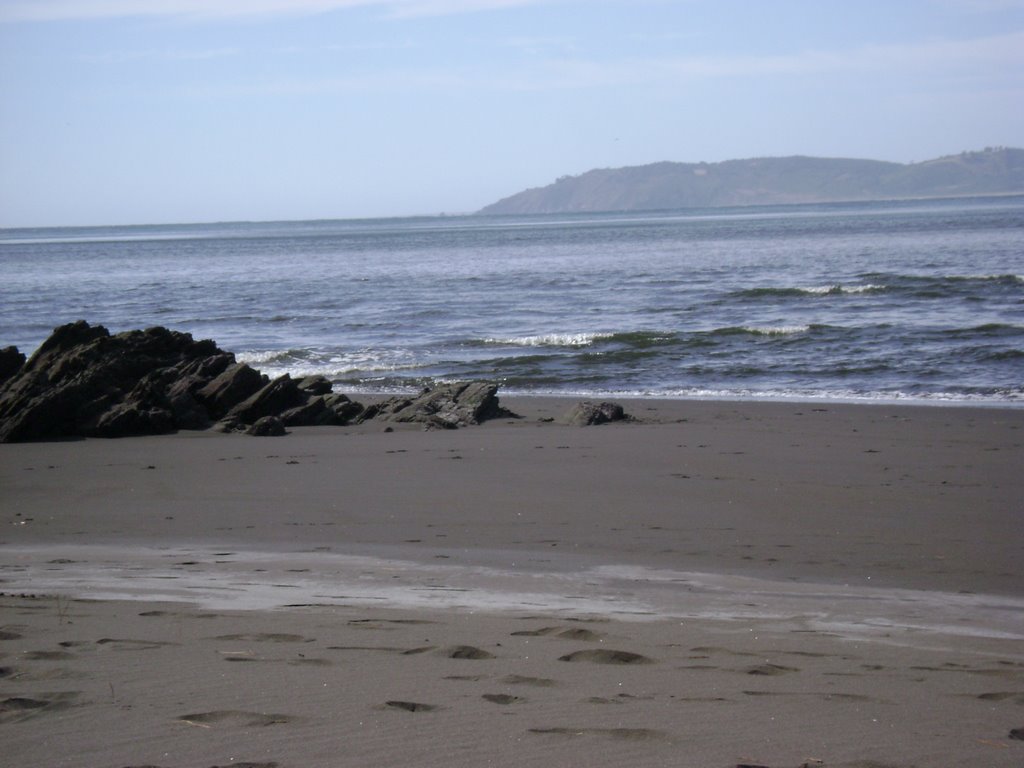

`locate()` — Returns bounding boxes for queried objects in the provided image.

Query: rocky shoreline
[0,322,633,443]
[0,321,519,442]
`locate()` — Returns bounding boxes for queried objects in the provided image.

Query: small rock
[366,381,516,429]
[246,416,286,437]
[564,400,629,426]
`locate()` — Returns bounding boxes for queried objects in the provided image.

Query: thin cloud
[509,30,1024,89]
[179,28,1024,99]
[80,47,241,64]
[384,0,546,18]
[0,0,550,23]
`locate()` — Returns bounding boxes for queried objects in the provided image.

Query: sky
[1,0,1022,227]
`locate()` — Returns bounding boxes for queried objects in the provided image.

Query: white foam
[800,284,885,295]
[740,325,810,336]
[236,348,420,377]
[484,333,613,347]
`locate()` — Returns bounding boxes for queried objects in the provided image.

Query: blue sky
[1,0,1022,226]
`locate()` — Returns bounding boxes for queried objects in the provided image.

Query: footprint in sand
[325,644,436,655]
[742,663,800,676]
[482,693,523,705]
[439,645,494,660]
[177,710,295,728]
[383,700,440,712]
[348,618,436,629]
[23,650,75,661]
[96,638,178,651]
[558,649,654,665]
[512,627,603,641]
[528,727,666,741]
[214,633,308,643]
[502,674,558,687]
[0,692,80,723]
[139,610,216,619]
[976,692,1024,704]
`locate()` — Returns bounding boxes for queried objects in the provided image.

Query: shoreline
[2,396,1023,767]
[345,389,1024,409]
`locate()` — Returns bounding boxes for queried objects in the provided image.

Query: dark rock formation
[564,400,630,426]
[195,363,266,420]
[297,375,333,396]
[361,381,517,429]
[223,374,306,426]
[0,322,222,442]
[0,322,513,441]
[0,347,25,388]
[246,415,286,437]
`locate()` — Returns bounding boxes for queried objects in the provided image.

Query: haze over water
[2,195,1022,404]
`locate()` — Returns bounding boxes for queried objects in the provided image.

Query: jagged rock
[93,402,176,438]
[87,368,177,438]
[297,375,333,396]
[364,381,516,429]
[224,374,306,424]
[166,354,234,398]
[0,321,502,441]
[195,363,267,419]
[280,396,330,427]
[277,392,364,427]
[246,415,286,436]
[324,393,364,423]
[564,400,629,426]
[0,322,224,443]
[0,347,25,387]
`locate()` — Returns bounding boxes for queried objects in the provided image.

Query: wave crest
[482,332,614,347]
[709,325,812,337]
[733,284,886,300]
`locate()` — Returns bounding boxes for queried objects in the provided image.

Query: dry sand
[1,397,1022,767]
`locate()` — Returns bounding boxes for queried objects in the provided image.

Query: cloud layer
[0,0,548,23]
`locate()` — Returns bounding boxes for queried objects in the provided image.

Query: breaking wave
[481,332,614,347]
[732,284,887,300]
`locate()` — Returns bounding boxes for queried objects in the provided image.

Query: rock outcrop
[564,400,631,426]
[0,322,223,442]
[360,381,517,429]
[0,347,25,388]
[0,322,514,441]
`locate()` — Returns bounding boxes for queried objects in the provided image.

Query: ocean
[2,196,1022,405]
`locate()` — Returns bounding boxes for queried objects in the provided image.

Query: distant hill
[478,148,1024,214]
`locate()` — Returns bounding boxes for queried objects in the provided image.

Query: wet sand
[1,397,1022,767]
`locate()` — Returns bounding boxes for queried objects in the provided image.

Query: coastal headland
[2,393,1023,767]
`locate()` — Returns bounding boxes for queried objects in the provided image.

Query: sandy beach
[2,397,1023,767]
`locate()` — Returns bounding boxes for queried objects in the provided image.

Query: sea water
[2,196,1022,403]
